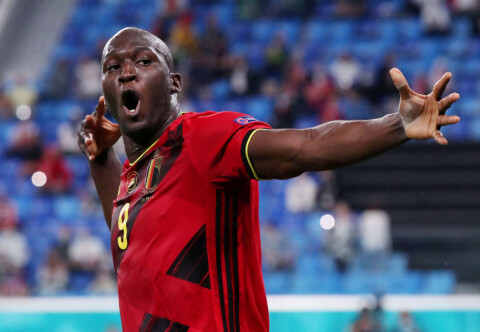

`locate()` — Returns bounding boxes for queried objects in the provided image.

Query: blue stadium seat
[263,271,293,294]
[245,97,273,123]
[211,80,231,101]
[251,20,276,45]
[422,270,456,294]
[53,196,81,222]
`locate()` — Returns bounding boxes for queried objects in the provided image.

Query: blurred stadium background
[0,0,480,331]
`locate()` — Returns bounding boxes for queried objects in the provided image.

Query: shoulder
[182,110,265,128]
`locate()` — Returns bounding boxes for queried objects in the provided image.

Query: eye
[107,64,120,72]
[137,59,151,66]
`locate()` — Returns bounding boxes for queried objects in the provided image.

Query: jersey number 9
[118,203,130,250]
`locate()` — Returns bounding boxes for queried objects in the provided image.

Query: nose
[119,62,136,83]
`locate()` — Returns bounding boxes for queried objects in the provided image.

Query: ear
[170,73,182,93]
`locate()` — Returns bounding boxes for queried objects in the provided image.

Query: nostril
[120,73,136,83]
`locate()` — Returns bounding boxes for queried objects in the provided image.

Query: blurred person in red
[0,186,19,229]
[35,146,73,194]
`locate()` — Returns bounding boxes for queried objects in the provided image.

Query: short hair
[102,27,174,71]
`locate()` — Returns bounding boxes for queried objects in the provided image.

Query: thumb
[390,68,411,100]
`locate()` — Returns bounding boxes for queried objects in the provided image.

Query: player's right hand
[78,96,121,161]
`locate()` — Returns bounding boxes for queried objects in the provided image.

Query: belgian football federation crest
[144,156,163,191]
[126,172,138,193]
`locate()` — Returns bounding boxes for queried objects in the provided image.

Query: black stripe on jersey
[166,225,210,289]
[216,190,229,332]
[240,129,257,179]
[232,192,240,332]
[224,192,235,332]
[139,313,189,332]
[216,190,240,332]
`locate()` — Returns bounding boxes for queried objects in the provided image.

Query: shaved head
[102,27,174,71]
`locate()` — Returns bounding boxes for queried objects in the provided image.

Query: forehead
[103,32,158,59]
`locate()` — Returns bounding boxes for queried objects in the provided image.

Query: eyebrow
[103,46,156,62]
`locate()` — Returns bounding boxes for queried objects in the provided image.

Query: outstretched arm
[78,96,122,229]
[248,68,460,179]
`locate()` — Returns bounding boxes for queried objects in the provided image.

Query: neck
[124,107,180,163]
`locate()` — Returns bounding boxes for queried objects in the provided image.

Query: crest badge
[126,171,138,193]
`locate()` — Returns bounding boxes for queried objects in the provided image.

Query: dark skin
[78,27,460,229]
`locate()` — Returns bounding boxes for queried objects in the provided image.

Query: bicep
[247,128,310,179]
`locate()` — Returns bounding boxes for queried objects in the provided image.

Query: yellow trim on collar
[128,138,160,166]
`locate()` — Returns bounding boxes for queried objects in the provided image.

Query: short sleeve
[184,111,271,186]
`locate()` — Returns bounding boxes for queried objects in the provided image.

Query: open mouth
[121,90,139,113]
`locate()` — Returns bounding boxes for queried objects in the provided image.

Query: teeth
[129,109,135,113]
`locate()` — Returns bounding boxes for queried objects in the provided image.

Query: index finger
[94,96,106,121]
[390,68,411,100]
[433,72,452,101]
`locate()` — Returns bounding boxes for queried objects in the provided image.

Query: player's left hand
[390,68,460,145]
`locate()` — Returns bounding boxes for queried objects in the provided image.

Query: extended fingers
[390,68,411,100]
[433,72,452,101]
[432,130,448,145]
[437,114,460,126]
[438,92,460,114]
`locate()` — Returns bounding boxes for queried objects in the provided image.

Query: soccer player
[78,27,460,331]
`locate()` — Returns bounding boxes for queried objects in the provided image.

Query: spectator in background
[372,53,398,106]
[265,34,289,79]
[336,0,366,17]
[35,146,73,195]
[358,205,392,271]
[0,216,30,296]
[57,107,84,155]
[392,311,421,332]
[41,58,72,99]
[5,120,43,171]
[230,56,250,96]
[303,63,339,123]
[0,188,19,229]
[169,12,197,67]
[324,201,356,272]
[317,170,338,211]
[330,52,361,92]
[285,172,318,213]
[75,56,103,99]
[52,225,72,260]
[6,74,38,110]
[88,265,117,295]
[261,222,295,272]
[417,0,451,34]
[36,248,69,295]
[67,227,108,274]
[200,14,230,80]
[349,306,383,332]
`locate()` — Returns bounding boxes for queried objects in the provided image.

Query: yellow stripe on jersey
[245,128,265,181]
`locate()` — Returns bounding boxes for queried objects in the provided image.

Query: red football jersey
[111,111,271,332]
